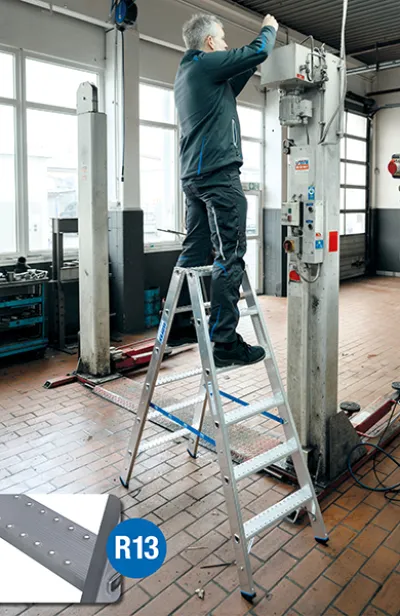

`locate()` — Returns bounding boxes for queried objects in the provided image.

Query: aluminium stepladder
[119,265,328,601]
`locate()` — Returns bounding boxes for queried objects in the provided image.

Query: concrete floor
[0,276,399,616]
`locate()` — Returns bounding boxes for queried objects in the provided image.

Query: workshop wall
[371,68,400,275]
[7,0,375,337]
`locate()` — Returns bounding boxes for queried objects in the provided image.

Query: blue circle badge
[107,518,167,578]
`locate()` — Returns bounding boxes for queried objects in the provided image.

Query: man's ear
[205,34,215,51]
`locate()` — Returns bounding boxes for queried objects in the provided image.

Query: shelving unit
[0,278,48,359]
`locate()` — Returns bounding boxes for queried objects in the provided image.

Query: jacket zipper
[232,119,238,148]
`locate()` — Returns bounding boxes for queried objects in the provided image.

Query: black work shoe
[168,324,198,348]
[213,334,266,368]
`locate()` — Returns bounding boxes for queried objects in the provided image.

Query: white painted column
[77,83,110,376]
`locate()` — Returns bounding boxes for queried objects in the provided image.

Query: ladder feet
[187,448,197,459]
[240,590,256,603]
[120,476,129,489]
[315,536,329,545]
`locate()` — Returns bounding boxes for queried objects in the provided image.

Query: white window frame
[0,44,103,264]
[237,102,265,294]
[139,79,183,253]
[340,110,368,237]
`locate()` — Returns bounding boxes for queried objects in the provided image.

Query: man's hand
[262,14,278,32]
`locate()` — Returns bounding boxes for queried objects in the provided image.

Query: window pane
[244,239,259,292]
[346,163,367,187]
[140,84,175,124]
[26,59,98,109]
[340,213,345,235]
[345,188,366,211]
[140,125,177,243]
[340,136,345,159]
[241,141,262,183]
[0,52,14,98]
[346,113,367,138]
[245,194,259,236]
[340,162,346,184]
[346,138,367,162]
[346,213,365,235]
[0,105,16,253]
[340,188,345,210]
[27,110,78,252]
[237,106,263,139]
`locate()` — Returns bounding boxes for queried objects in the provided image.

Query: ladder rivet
[34,541,41,546]
[145,383,150,390]
[128,450,132,455]
[14,495,20,499]
[64,560,71,565]
[206,369,210,375]
[234,535,240,543]
[6,524,13,528]
[165,309,169,315]
[215,421,219,428]
[26,502,32,507]
[196,319,200,325]
[49,551,55,555]
[83,535,90,540]
[20,533,27,537]
[40,510,45,514]
[224,477,229,484]
[68,526,74,531]
[53,517,60,522]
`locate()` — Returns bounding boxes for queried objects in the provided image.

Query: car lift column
[77,83,110,377]
[262,45,362,483]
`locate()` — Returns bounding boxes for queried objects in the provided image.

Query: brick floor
[0,277,400,615]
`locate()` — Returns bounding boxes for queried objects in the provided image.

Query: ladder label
[157,320,167,344]
[107,519,166,579]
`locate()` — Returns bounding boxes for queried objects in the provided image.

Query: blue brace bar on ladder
[219,390,285,425]
[149,402,216,446]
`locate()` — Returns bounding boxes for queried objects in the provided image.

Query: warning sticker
[315,239,324,250]
[157,319,167,344]
[295,159,310,172]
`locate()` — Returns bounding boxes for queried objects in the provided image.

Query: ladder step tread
[225,393,284,426]
[240,306,258,318]
[164,395,205,415]
[139,428,188,453]
[174,304,257,317]
[244,485,313,540]
[175,302,211,314]
[234,438,298,481]
[156,355,271,387]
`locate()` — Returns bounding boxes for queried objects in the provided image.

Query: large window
[237,105,264,292]
[0,52,17,254]
[139,83,179,246]
[0,50,100,258]
[340,112,368,235]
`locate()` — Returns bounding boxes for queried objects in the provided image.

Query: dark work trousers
[176,164,247,344]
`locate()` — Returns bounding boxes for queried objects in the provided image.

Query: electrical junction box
[302,200,324,264]
[261,43,324,89]
[282,200,301,226]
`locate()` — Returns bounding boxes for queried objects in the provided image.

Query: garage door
[340,111,369,280]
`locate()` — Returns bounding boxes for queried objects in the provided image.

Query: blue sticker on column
[308,186,315,201]
[315,240,324,249]
[107,518,167,578]
[157,319,167,344]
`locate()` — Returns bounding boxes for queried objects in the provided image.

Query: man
[169,12,278,367]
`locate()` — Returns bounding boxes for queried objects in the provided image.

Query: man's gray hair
[182,14,223,50]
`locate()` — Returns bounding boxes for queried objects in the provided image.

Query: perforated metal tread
[0,494,121,602]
